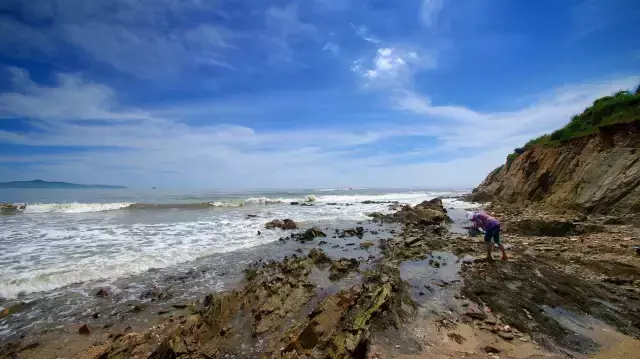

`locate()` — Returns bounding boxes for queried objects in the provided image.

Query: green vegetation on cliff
[502,86,640,170]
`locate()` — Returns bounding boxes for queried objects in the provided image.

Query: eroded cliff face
[471,121,640,215]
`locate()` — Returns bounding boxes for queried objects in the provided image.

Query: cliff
[471,121,640,215]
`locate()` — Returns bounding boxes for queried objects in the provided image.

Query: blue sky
[0,0,638,188]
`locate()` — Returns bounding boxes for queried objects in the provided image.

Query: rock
[0,302,32,320]
[484,345,501,354]
[139,288,172,301]
[290,202,300,205]
[498,331,515,340]
[367,212,386,221]
[92,312,100,319]
[130,304,146,313]
[150,334,188,359]
[308,248,332,265]
[257,230,261,236]
[484,316,497,325]
[294,227,327,242]
[246,214,258,218]
[265,218,298,230]
[171,303,188,309]
[341,228,360,237]
[465,310,488,321]
[96,288,109,297]
[0,203,23,214]
[329,258,359,281]
[603,216,624,225]
[78,324,91,335]
[266,219,284,229]
[506,217,578,237]
[360,241,374,249]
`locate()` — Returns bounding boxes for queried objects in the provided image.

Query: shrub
[506,153,520,169]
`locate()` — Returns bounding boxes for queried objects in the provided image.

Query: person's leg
[484,228,493,260]
[493,225,507,260]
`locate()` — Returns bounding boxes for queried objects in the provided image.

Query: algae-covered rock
[329,258,359,281]
[295,227,327,242]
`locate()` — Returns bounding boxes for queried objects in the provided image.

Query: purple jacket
[471,212,500,231]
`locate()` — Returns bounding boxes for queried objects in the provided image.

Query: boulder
[266,219,284,229]
[296,227,327,242]
[265,218,298,230]
[96,288,109,297]
[78,324,91,335]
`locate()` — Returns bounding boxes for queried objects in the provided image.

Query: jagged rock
[78,324,91,335]
[96,288,109,297]
[329,258,359,281]
[265,218,298,230]
[498,331,515,340]
[149,334,188,359]
[295,227,327,242]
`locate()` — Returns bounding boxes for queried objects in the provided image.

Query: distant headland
[0,180,127,189]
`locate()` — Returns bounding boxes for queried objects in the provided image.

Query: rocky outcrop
[373,198,452,227]
[471,121,640,215]
[96,250,414,359]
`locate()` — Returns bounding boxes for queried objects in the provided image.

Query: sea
[0,188,479,342]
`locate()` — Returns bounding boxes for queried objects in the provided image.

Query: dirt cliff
[471,121,640,215]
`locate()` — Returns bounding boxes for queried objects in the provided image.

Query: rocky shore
[2,198,640,359]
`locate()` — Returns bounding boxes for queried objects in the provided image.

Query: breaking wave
[6,191,471,215]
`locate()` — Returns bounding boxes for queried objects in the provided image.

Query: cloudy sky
[0,0,638,189]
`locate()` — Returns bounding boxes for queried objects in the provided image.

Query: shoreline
[2,200,640,358]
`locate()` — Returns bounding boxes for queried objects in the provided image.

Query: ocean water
[0,188,479,340]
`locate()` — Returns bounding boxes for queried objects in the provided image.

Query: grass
[497,86,640,172]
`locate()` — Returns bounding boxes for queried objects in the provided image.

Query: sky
[0,0,638,189]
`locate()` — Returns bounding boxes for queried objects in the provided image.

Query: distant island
[0,180,127,189]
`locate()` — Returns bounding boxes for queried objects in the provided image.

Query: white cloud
[1,67,638,188]
[265,2,318,66]
[393,76,640,152]
[353,24,381,44]
[0,0,240,79]
[0,67,151,121]
[322,42,340,55]
[352,47,435,87]
[420,0,445,27]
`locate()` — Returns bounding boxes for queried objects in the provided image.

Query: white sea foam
[23,202,134,214]
[0,216,283,299]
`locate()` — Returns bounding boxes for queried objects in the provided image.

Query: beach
[0,188,472,346]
